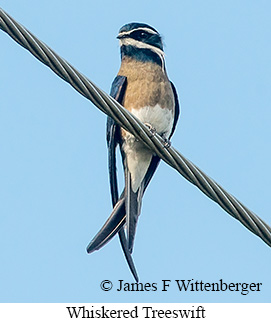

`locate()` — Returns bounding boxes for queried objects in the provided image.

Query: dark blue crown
[119,22,158,35]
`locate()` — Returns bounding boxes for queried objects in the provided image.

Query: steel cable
[1,8,271,248]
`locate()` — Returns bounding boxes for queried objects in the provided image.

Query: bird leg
[145,123,171,148]
[161,135,171,148]
[145,122,157,137]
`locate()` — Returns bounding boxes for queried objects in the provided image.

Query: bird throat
[121,45,164,69]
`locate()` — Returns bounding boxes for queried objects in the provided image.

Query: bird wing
[169,81,180,139]
[124,154,160,253]
[106,76,127,206]
[87,75,139,281]
[124,81,180,253]
[87,77,180,279]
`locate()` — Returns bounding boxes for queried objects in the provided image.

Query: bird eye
[139,31,147,38]
[131,30,149,40]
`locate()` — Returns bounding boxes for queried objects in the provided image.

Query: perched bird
[87,23,180,281]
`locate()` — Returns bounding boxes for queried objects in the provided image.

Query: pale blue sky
[0,0,270,302]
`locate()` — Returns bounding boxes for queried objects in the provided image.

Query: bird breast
[119,58,175,137]
[119,59,175,192]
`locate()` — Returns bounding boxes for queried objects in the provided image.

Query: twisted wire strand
[1,8,270,248]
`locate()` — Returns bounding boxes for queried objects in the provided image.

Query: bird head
[117,23,165,67]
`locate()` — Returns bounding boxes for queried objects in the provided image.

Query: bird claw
[145,123,171,148]
[162,136,171,148]
[145,123,157,137]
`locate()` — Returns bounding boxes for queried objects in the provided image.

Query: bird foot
[161,135,171,148]
[145,123,157,137]
[145,123,171,148]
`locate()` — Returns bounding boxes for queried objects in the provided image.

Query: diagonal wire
[0,7,271,248]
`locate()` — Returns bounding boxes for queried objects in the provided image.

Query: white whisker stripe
[120,37,165,72]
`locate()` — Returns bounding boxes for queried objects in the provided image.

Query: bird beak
[117,34,127,40]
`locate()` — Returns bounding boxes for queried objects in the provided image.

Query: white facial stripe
[120,37,165,71]
[120,37,164,55]
[118,27,158,38]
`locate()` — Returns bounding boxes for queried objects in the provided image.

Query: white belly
[122,104,174,192]
[131,104,174,138]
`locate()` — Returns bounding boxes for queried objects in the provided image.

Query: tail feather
[118,228,139,282]
[126,170,142,254]
[86,196,139,282]
[86,198,125,253]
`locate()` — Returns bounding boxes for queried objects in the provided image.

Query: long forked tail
[126,170,142,254]
[86,197,139,282]
[87,156,160,281]
[86,198,125,253]
[118,228,139,282]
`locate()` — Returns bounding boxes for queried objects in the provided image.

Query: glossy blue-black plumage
[118,22,164,67]
[87,76,179,281]
[87,75,139,282]
[118,23,162,50]
[119,22,158,35]
[87,23,180,281]
[120,46,163,67]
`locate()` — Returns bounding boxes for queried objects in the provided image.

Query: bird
[87,22,180,281]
